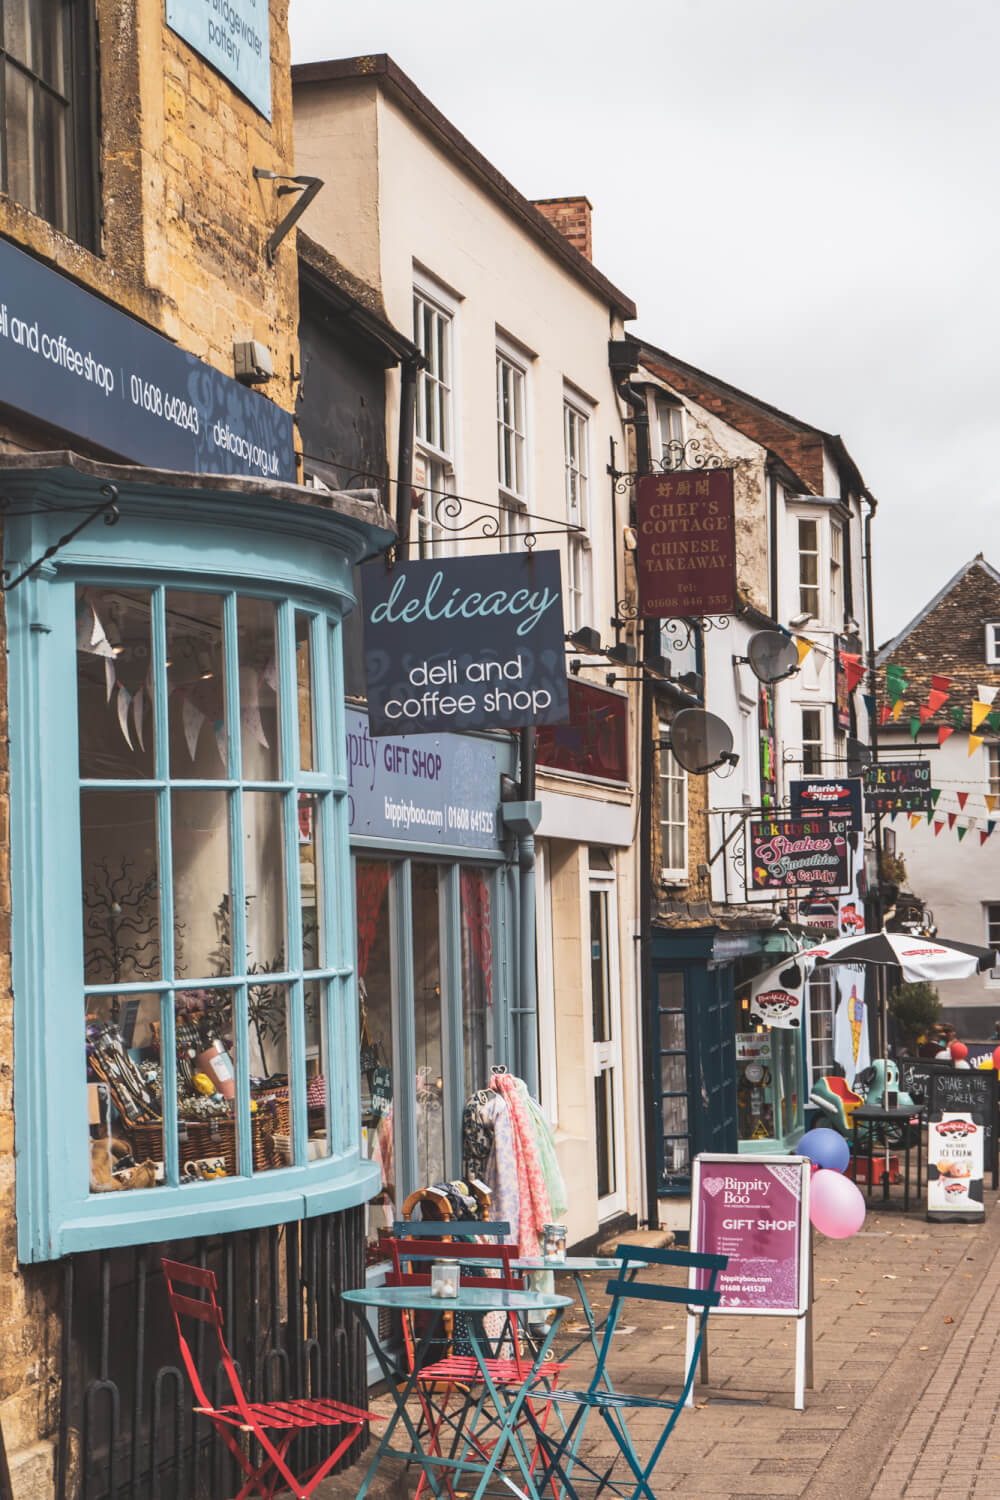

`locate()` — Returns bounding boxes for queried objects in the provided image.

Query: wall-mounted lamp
[566,626,602,654]
[606,641,637,667]
[788,611,813,628]
[253,167,324,265]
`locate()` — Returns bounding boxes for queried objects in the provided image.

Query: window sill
[29,1156,381,1262]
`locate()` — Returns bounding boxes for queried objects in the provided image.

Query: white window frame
[797,516,821,622]
[413,272,460,559]
[801,706,824,777]
[806,969,837,1087]
[655,399,685,470]
[830,522,843,625]
[985,903,1000,984]
[563,389,594,633]
[988,743,1000,800]
[496,333,531,506]
[986,623,1000,665]
[659,728,688,881]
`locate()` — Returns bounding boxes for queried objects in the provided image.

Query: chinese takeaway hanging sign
[636,469,737,618]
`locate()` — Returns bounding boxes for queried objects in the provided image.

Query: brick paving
[318,1188,1000,1499]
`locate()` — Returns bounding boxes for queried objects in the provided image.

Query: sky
[288,0,1000,644]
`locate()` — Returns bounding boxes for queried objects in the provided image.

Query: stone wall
[0,3,302,1490]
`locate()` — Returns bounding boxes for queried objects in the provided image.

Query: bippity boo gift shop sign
[361,551,569,737]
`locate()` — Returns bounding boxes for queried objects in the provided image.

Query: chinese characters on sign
[748,816,851,893]
[636,469,736,618]
[863,761,932,813]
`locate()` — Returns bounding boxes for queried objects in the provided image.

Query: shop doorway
[590,855,625,1219]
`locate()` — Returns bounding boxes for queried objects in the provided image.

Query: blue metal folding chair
[525,1243,728,1500]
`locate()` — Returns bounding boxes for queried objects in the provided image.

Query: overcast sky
[289,0,999,644]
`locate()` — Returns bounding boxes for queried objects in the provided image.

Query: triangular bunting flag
[951,706,965,729]
[938,725,954,746]
[879,704,892,726]
[957,792,969,810]
[934,821,944,836]
[947,812,957,829]
[926,809,935,824]
[795,637,813,664]
[982,831,991,846]
[930,788,942,808]
[927,689,949,715]
[978,684,998,705]
[909,813,921,829]
[972,702,992,732]
[989,711,1000,734]
[970,734,984,756]
[986,794,998,814]
[919,704,934,724]
[931,675,952,694]
[990,820,998,837]
[957,825,968,842]
[842,653,866,693]
[891,699,904,721]
[863,694,875,719]
[910,717,921,740]
[968,818,977,832]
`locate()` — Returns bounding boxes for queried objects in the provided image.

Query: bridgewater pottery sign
[361,551,569,737]
[636,468,736,618]
[748,815,850,893]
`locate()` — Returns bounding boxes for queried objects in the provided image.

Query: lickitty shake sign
[748,815,850,893]
[361,550,569,737]
[635,469,736,618]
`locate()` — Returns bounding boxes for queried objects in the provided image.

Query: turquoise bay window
[4,456,393,1261]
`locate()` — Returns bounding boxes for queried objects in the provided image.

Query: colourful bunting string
[879,704,892,726]
[947,812,957,829]
[970,734,984,756]
[982,831,991,846]
[938,725,954,746]
[950,706,965,729]
[891,700,904,722]
[842,652,866,693]
[909,813,921,829]
[934,821,944,836]
[929,789,942,808]
[972,702,992,732]
[795,637,813,665]
[978,684,998,705]
[986,794,998,814]
[919,704,934,724]
[931,675,952,694]
[957,792,969,810]
[910,717,921,741]
[957,825,968,842]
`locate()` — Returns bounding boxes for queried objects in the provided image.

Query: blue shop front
[346,708,518,1257]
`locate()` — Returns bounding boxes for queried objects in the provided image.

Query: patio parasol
[799,929,998,1112]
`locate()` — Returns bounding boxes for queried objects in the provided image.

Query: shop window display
[79,586,337,1193]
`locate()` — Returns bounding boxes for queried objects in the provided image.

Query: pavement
[316,1183,1000,1500]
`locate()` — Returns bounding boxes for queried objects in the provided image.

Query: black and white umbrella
[800,930,997,984]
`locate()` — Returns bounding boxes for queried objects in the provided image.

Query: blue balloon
[798,1127,851,1173]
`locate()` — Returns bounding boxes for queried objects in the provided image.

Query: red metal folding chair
[384,1231,566,1500]
[162,1257,381,1500]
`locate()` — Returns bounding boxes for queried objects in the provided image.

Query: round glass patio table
[511,1256,649,1367]
[342,1283,572,1500]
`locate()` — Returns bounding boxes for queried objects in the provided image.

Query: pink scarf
[491,1073,551,1256]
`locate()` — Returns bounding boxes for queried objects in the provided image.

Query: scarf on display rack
[489,1070,552,1259]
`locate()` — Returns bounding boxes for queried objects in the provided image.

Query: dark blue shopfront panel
[0,235,295,480]
[652,935,737,1193]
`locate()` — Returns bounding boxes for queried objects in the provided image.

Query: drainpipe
[611,355,659,1231]
[862,492,888,1075]
[768,466,779,620]
[395,355,419,558]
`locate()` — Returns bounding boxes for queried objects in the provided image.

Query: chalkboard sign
[899,1059,997,1187]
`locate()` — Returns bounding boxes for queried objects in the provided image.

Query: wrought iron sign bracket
[1,484,120,593]
[253,168,325,265]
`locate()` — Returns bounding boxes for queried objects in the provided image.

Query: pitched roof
[291,55,637,321]
[876,556,1000,664]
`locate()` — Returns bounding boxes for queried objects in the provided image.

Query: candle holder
[542,1223,567,1262]
[430,1260,460,1298]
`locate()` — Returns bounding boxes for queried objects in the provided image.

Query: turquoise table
[342,1283,572,1500]
[511,1256,647,1367]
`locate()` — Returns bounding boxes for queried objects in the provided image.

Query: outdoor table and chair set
[161,1223,729,1500]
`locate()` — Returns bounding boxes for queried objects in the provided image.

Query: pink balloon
[809,1168,867,1238]
[950,1042,969,1061]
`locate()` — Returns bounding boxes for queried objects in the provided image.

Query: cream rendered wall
[883,727,1000,1012]
[294,80,641,1239]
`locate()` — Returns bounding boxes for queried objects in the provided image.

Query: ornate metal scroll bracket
[430,494,579,552]
[1,483,120,593]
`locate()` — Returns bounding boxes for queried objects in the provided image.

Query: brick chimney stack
[532,196,593,261]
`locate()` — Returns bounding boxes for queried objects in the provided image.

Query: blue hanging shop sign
[361,551,570,738]
[166,0,272,119]
[0,236,294,480]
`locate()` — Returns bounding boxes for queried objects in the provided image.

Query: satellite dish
[746,630,799,684]
[667,708,736,774]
